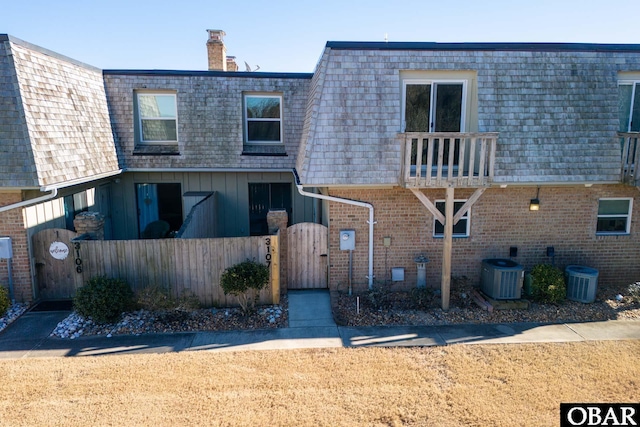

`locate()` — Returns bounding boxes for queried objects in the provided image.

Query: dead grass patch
[0,341,638,426]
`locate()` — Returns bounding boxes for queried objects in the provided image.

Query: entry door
[287,223,328,289]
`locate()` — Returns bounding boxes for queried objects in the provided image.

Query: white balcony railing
[620,132,640,185]
[401,132,498,188]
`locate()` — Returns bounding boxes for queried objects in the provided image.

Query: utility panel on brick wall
[339,230,355,251]
[0,237,12,259]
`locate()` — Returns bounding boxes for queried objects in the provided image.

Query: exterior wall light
[529,187,540,211]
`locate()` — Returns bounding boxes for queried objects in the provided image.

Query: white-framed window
[596,198,633,235]
[619,81,640,132]
[433,200,470,238]
[244,94,283,143]
[402,80,467,133]
[136,92,178,143]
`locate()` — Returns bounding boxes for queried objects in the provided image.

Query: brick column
[267,209,288,295]
[73,212,105,240]
[0,192,32,302]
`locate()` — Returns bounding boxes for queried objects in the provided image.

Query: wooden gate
[287,223,328,289]
[32,228,83,300]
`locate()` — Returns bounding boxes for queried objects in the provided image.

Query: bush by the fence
[73,276,135,324]
[530,264,566,304]
[0,287,10,317]
[220,259,269,314]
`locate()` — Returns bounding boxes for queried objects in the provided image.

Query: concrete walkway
[0,289,639,359]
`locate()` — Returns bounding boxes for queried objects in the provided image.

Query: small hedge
[0,286,10,317]
[530,264,566,304]
[73,276,135,324]
[220,259,269,314]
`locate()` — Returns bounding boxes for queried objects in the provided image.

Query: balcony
[400,132,498,188]
[620,132,640,185]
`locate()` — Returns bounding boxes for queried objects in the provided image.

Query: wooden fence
[72,233,280,307]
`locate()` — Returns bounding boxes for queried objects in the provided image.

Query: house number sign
[49,241,69,260]
[265,237,272,267]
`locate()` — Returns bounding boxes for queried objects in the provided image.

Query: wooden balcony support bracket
[410,186,487,311]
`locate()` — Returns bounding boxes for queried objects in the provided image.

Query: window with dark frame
[244,94,283,143]
[433,200,470,237]
[248,183,292,236]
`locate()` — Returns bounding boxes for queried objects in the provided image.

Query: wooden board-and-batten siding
[33,229,280,307]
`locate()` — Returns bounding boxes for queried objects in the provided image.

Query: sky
[1,0,639,73]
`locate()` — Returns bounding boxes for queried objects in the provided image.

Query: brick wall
[327,185,640,294]
[0,193,32,302]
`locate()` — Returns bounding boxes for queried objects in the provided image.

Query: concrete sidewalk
[1,317,639,359]
[0,288,639,359]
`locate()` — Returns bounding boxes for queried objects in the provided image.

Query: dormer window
[136,92,178,144]
[403,80,466,133]
[244,94,283,144]
[619,81,640,132]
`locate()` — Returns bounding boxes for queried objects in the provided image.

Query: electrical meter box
[0,237,13,259]
[339,229,355,251]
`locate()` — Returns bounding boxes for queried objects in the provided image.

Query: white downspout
[293,170,375,290]
[0,188,58,213]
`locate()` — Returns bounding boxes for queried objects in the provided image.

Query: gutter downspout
[293,169,375,290]
[0,188,58,213]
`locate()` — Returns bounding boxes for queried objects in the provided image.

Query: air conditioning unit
[480,259,524,300]
[565,265,598,303]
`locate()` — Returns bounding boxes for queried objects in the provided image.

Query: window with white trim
[136,93,178,143]
[433,200,470,237]
[402,80,466,133]
[596,198,632,235]
[244,94,283,143]
[619,81,640,132]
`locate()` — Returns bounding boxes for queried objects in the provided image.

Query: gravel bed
[0,303,29,333]
[51,296,287,339]
[333,280,640,327]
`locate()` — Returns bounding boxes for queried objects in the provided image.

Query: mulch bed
[332,278,640,327]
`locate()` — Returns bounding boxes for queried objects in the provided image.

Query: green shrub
[220,259,269,314]
[73,276,135,324]
[628,282,640,304]
[530,264,566,304]
[0,287,10,317]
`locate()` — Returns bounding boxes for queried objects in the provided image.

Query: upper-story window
[403,80,467,133]
[244,94,283,144]
[136,92,178,144]
[619,81,640,132]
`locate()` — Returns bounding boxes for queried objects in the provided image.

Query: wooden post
[270,232,280,305]
[441,187,454,311]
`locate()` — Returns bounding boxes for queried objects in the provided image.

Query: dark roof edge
[103,69,314,79]
[0,34,102,72]
[325,41,640,52]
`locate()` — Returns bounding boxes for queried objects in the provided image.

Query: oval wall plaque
[49,241,70,260]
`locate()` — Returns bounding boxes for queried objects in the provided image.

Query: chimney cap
[207,29,226,42]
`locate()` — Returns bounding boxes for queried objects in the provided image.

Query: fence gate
[32,228,82,300]
[287,223,328,289]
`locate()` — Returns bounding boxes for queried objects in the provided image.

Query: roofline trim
[325,41,640,53]
[0,34,102,72]
[103,69,314,79]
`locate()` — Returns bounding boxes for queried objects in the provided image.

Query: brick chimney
[207,29,227,71]
[226,55,239,72]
